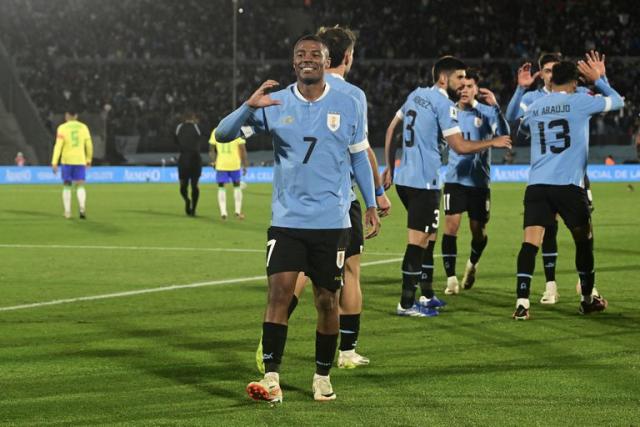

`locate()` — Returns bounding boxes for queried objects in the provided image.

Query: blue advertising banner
[1,165,639,185]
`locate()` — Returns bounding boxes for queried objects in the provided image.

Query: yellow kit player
[209,128,248,219]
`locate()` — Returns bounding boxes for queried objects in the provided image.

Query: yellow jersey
[51,120,93,166]
[209,130,246,171]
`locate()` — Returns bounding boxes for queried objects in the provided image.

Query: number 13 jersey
[240,83,367,229]
[394,86,461,190]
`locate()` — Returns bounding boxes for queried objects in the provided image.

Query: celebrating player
[51,107,93,219]
[215,35,380,404]
[441,69,510,293]
[512,59,623,320]
[382,56,511,317]
[209,128,248,220]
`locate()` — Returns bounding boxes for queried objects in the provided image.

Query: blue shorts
[61,165,86,182]
[216,170,241,184]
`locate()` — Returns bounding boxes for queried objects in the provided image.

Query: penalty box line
[0,258,403,313]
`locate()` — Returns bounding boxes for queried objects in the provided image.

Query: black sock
[516,242,538,299]
[339,314,360,351]
[541,221,558,282]
[469,235,488,265]
[179,181,190,211]
[576,238,595,297]
[401,244,423,308]
[262,322,288,373]
[441,234,457,278]
[315,331,338,376]
[287,294,299,319]
[419,240,435,298]
[191,183,200,213]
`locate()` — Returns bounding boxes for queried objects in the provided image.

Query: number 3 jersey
[522,78,624,187]
[241,83,367,229]
[394,86,461,190]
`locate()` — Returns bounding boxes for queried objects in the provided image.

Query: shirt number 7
[303,136,317,164]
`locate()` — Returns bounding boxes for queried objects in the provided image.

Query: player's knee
[315,290,338,312]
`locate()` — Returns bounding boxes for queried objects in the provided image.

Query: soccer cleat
[540,281,559,304]
[396,303,427,317]
[235,212,245,220]
[417,295,447,309]
[221,214,227,220]
[338,350,370,369]
[312,374,336,401]
[79,210,86,220]
[444,276,460,295]
[513,298,531,320]
[246,372,282,404]
[64,212,71,219]
[579,295,608,315]
[185,199,192,216]
[461,260,477,290]
[256,337,265,375]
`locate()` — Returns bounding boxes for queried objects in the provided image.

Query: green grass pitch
[1,182,639,425]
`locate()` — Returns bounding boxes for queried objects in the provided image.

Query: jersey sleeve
[237,136,247,145]
[505,86,526,121]
[83,125,93,162]
[51,126,65,165]
[574,78,624,116]
[487,105,510,136]
[215,103,268,142]
[209,130,217,146]
[356,89,369,136]
[348,100,368,154]
[436,98,461,137]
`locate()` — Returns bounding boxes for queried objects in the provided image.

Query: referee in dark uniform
[175,111,204,216]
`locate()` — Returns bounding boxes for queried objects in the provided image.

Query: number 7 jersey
[394,86,461,190]
[240,83,367,229]
[523,89,619,187]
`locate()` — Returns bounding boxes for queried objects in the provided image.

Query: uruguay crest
[327,112,341,132]
[474,116,483,128]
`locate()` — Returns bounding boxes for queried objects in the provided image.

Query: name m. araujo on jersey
[394,86,460,190]
[215,82,375,229]
[522,77,623,187]
[446,99,510,188]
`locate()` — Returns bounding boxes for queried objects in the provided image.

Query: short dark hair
[64,105,78,116]
[465,68,481,85]
[538,52,562,69]
[316,26,356,68]
[432,56,466,82]
[551,61,579,85]
[293,34,328,52]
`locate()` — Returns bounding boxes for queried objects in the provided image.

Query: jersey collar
[542,86,551,94]
[432,86,449,99]
[329,72,345,80]
[456,99,477,110]
[293,82,331,103]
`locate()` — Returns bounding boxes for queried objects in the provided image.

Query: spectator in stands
[14,152,25,166]
[605,155,616,165]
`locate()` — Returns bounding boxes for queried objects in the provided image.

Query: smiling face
[293,40,329,85]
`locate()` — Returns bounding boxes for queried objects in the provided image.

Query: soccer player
[441,69,510,293]
[506,51,604,304]
[382,56,512,317]
[175,111,204,216]
[209,128,248,220]
[215,35,380,404]
[512,59,623,320]
[51,107,93,219]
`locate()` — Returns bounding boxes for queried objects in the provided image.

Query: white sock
[76,186,86,212]
[234,187,243,214]
[217,188,227,216]
[62,187,72,215]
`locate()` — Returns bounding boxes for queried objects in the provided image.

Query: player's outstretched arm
[215,80,281,142]
[479,88,511,136]
[505,63,539,121]
[577,60,624,112]
[381,114,402,190]
[446,132,512,154]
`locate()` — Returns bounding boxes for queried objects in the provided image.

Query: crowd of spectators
[0,0,638,158]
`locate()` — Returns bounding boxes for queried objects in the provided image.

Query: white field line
[0,258,403,312]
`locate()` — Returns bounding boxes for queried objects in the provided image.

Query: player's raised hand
[246,80,282,108]
[376,193,391,217]
[381,167,393,190]
[478,88,498,106]
[517,63,540,88]
[585,50,606,78]
[491,135,512,149]
[577,60,600,83]
[364,206,381,239]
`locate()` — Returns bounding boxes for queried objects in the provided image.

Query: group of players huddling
[50,24,623,405]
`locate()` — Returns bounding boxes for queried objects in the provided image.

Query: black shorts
[443,183,491,223]
[346,200,364,259]
[396,185,441,233]
[266,226,350,292]
[523,184,591,229]
[178,153,202,180]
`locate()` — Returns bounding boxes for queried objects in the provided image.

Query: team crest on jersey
[327,112,341,132]
[474,117,483,128]
[281,115,294,125]
[449,106,458,120]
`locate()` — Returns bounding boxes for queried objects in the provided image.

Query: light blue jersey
[215,82,374,229]
[523,78,623,186]
[507,85,593,121]
[325,72,368,202]
[394,86,461,190]
[445,100,510,188]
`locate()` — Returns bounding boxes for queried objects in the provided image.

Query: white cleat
[312,374,336,401]
[540,281,559,304]
[396,303,427,317]
[338,350,370,369]
[444,276,460,295]
[461,260,477,290]
[246,372,283,405]
[64,212,71,219]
